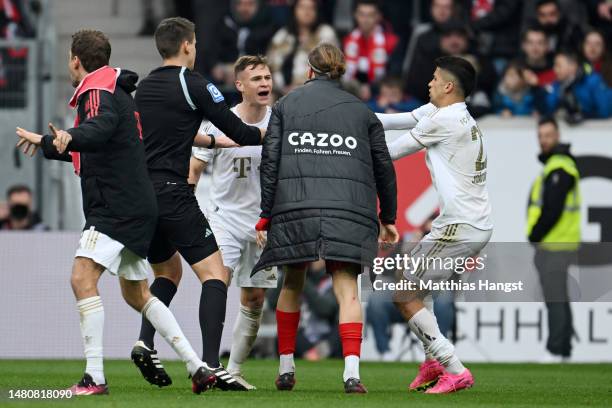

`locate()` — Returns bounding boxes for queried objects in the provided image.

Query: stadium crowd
[140,0,612,122]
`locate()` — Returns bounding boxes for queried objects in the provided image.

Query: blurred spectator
[209,0,277,86]
[529,0,584,54]
[585,0,612,41]
[402,0,460,76]
[0,185,48,231]
[367,75,421,113]
[379,0,417,75]
[519,26,556,87]
[405,21,496,117]
[139,0,173,36]
[467,0,522,67]
[581,29,612,87]
[0,0,35,108]
[267,0,338,93]
[543,51,612,123]
[343,0,398,84]
[494,61,536,117]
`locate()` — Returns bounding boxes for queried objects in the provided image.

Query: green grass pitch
[1,359,611,407]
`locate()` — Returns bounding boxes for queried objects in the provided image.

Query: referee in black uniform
[132,17,264,391]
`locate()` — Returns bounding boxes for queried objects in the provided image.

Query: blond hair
[308,43,346,80]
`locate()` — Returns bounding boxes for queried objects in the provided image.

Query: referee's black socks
[199,279,228,368]
[139,277,178,349]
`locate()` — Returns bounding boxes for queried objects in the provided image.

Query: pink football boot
[409,360,445,391]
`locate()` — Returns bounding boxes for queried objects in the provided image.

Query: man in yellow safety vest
[526,117,581,361]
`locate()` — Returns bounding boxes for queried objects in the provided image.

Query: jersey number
[471,126,487,172]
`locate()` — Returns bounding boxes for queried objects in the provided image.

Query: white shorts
[75,227,150,281]
[208,216,278,288]
[404,223,492,284]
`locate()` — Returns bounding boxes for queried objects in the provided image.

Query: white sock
[422,295,436,361]
[227,305,262,374]
[279,354,295,375]
[76,296,105,385]
[408,308,465,375]
[343,355,360,382]
[142,297,203,375]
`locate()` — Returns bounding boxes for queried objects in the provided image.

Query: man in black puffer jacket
[252,43,398,394]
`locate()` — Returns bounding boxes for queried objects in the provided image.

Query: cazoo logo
[288,132,358,150]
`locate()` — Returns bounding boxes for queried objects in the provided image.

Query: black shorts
[147,181,218,265]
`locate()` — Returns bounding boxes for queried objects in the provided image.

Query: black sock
[200,279,228,367]
[139,277,177,349]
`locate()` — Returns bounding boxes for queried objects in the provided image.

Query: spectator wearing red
[343,0,398,84]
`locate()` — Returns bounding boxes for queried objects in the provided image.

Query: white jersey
[192,106,271,241]
[410,102,492,231]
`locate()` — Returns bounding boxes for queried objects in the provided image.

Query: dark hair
[234,54,269,78]
[582,29,612,86]
[555,50,579,64]
[538,116,558,129]
[308,43,346,79]
[70,30,111,72]
[379,75,404,90]
[503,59,526,77]
[154,17,195,59]
[434,56,476,97]
[521,25,547,42]
[354,0,381,12]
[6,184,32,199]
[536,0,559,10]
[287,0,323,35]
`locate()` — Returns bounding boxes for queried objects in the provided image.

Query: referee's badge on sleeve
[207,83,224,103]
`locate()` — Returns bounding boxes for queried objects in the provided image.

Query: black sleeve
[369,113,397,224]
[40,135,72,162]
[186,72,261,146]
[259,103,283,218]
[529,169,575,243]
[66,90,119,152]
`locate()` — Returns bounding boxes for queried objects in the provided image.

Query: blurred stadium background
[1,0,611,367]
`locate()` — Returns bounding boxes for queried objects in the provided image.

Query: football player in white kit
[190,55,277,390]
[376,56,493,394]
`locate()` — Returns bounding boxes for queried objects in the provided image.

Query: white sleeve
[410,115,452,147]
[193,121,221,163]
[375,103,437,130]
[387,130,424,160]
[192,146,213,163]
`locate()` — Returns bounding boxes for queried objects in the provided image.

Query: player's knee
[70,267,98,297]
[243,289,265,309]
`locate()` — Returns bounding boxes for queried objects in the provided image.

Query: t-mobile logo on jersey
[233,157,252,178]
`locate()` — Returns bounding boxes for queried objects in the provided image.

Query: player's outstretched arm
[62,90,119,153]
[16,125,72,162]
[386,130,425,160]
[187,74,262,146]
[375,103,437,130]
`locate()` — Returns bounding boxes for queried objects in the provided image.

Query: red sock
[339,322,363,357]
[276,310,300,355]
